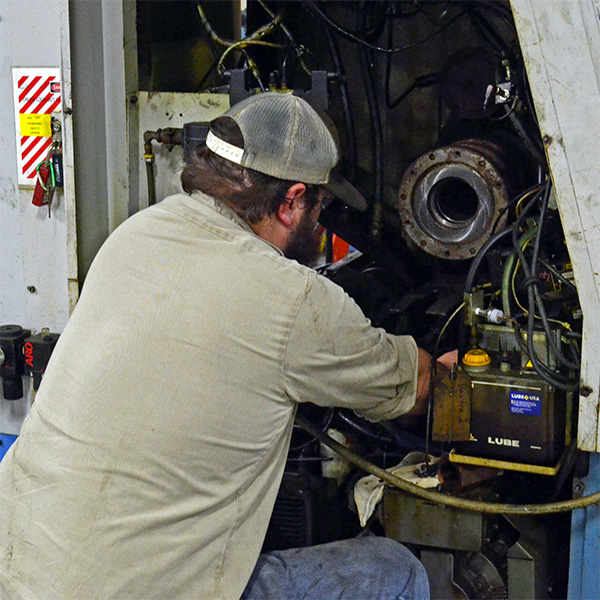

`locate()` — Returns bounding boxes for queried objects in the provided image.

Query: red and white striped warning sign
[12,68,62,186]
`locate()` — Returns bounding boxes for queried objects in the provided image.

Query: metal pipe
[143,128,183,207]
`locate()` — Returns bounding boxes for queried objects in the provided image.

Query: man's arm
[284,272,420,421]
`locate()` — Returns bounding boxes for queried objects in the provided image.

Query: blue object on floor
[0,434,17,462]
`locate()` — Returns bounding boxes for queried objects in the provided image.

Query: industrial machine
[1,0,599,598]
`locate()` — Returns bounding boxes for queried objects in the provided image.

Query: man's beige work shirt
[0,192,418,600]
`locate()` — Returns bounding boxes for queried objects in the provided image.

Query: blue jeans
[241,537,430,600]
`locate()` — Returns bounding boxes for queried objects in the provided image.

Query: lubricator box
[456,368,566,467]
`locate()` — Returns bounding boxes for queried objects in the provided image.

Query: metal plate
[383,488,484,551]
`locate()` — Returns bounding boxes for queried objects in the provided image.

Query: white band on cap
[206,130,244,164]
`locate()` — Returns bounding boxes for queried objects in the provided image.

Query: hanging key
[50,117,64,188]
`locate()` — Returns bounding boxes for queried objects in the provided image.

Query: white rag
[353,452,440,527]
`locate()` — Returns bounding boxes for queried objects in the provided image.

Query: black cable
[511,323,578,391]
[290,408,335,452]
[384,13,439,110]
[463,185,578,389]
[520,183,580,371]
[509,111,546,167]
[491,181,546,235]
[538,260,578,294]
[386,72,440,109]
[197,57,220,91]
[324,22,357,182]
[467,7,508,57]
[530,282,580,371]
[337,411,394,444]
[464,227,513,293]
[518,60,540,129]
[302,1,467,55]
[358,2,383,238]
[509,183,580,388]
[257,0,316,80]
[360,0,389,43]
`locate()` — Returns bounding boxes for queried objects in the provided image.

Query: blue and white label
[510,391,541,416]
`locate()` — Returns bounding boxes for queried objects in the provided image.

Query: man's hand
[436,349,458,371]
[407,348,460,418]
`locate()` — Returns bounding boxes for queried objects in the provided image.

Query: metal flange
[399,140,509,260]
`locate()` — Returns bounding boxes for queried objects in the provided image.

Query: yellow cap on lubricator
[462,348,492,368]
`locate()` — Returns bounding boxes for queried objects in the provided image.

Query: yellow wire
[197,3,282,46]
[515,185,544,217]
[217,40,286,74]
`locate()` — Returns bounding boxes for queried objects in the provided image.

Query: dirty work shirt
[0,192,418,600]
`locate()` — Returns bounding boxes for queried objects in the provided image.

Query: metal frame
[509,1,600,597]
[68,0,138,282]
[510,0,600,452]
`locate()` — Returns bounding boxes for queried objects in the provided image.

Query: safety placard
[12,68,62,187]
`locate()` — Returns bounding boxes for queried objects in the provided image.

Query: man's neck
[248,216,288,253]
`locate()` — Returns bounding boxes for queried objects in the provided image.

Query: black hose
[509,111,546,168]
[538,260,577,294]
[358,3,383,239]
[464,227,513,293]
[337,411,394,444]
[512,183,580,380]
[324,24,357,182]
[145,159,156,207]
[527,215,581,372]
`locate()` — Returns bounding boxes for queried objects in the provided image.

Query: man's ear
[276,183,307,227]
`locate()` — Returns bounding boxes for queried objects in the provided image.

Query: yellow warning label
[524,360,533,368]
[20,113,51,137]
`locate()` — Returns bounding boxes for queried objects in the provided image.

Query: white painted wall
[0,0,74,432]
[0,0,71,331]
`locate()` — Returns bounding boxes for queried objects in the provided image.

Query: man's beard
[283,210,321,267]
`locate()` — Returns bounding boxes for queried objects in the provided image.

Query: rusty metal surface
[383,488,484,552]
[433,368,472,442]
[398,139,509,260]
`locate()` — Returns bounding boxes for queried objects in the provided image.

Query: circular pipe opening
[429,178,480,224]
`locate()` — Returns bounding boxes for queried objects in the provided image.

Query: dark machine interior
[136,2,584,597]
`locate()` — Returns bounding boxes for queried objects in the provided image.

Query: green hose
[296,415,600,515]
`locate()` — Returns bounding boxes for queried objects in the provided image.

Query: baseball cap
[206,92,367,211]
